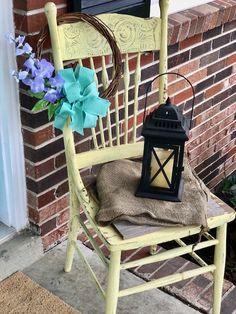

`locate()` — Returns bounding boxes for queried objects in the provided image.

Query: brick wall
[13,0,236,250]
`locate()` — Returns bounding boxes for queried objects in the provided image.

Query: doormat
[0,271,81,314]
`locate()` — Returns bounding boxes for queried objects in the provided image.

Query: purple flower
[30,77,45,93]
[11,70,20,82]
[16,48,25,56]
[15,35,25,46]
[44,88,62,103]
[22,43,32,54]
[49,74,64,90]
[18,70,29,80]
[22,77,33,86]
[11,70,28,82]
[24,57,38,77]
[35,59,54,79]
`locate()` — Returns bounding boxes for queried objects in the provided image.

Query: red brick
[207,59,226,76]
[22,125,55,146]
[129,53,154,72]
[197,285,213,311]
[191,3,219,31]
[190,116,235,169]
[40,217,57,236]
[182,277,211,303]
[188,68,207,84]
[210,129,232,149]
[205,81,225,98]
[168,18,181,44]
[173,88,193,104]
[229,1,236,20]
[14,7,66,34]
[37,189,56,209]
[38,195,69,222]
[189,140,211,160]
[170,13,191,42]
[128,112,144,129]
[13,0,66,11]
[208,159,236,190]
[216,0,233,23]
[27,190,38,209]
[150,256,188,279]
[55,152,66,168]
[178,59,200,76]
[55,180,69,198]
[42,223,69,250]
[168,80,188,96]
[229,73,236,85]
[194,104,221,126]
[57,208,69,226]
[182,11,198,38]
[180,34,202,50]
[25,158,55,179]
[28,206,40,223]
[168,24,174,45]
[190,118,213,141]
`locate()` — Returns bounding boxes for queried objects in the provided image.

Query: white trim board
[150,0,214,16]
[0,0,28,231]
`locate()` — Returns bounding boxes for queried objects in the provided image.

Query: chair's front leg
[105,250,121,314]
[213,223,227,314]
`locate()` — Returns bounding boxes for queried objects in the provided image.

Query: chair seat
[91,193,235,251]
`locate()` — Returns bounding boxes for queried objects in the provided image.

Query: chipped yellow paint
[57,13,161,60]
[44,1,235,313]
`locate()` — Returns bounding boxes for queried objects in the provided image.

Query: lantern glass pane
[150,148,174,188]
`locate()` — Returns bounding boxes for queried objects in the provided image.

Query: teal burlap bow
[54,65,110,135]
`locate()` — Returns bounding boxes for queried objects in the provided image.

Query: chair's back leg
[64,186,80,272]
[159,0,169,104]
[105,250,121,314]
[212,223,227,314]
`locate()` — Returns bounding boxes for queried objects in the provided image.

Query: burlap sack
[95,159,209,228]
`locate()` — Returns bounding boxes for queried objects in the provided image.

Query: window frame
[70,0,151,18]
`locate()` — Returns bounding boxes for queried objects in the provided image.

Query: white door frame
[0,0,28,231]
[151,0,213,16]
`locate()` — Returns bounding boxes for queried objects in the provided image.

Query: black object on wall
[70,0,151,18]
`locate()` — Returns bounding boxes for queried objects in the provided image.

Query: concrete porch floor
[23,240,201,314]
[1,233,236,313]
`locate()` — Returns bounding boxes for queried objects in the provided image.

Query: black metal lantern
[136,73,195,202]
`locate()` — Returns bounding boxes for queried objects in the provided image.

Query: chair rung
[175,238,211,267]
[121,239,218,270]
[118,264,216,297]
[80,219,109,267]
[74,242,106,299]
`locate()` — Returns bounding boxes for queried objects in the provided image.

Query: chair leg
[105,250,121,314]
[212,223,227,314]
[64,214,80,272]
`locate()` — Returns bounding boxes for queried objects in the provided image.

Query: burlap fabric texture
[95,159,209,228]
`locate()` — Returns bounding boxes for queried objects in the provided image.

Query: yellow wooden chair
[44,2,235,313]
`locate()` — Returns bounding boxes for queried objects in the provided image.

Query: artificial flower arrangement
[7,34,110,135]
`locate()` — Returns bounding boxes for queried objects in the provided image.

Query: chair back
[44,1,169,214]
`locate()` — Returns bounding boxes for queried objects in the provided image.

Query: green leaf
[32,99,49,112]
[27,91,45,99]
[47,103,59,120]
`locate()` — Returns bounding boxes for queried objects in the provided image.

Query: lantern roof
[142,97,189,141]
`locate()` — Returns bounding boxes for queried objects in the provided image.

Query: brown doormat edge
[0,271,81,314]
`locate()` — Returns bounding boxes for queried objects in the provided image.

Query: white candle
[150,148,174,188]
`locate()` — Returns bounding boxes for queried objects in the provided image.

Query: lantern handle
[143,72,195,129]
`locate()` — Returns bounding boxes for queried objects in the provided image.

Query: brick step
[79,233,236,314]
